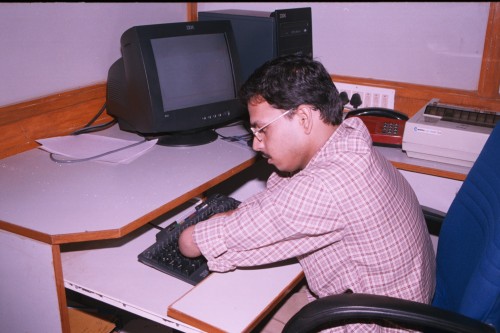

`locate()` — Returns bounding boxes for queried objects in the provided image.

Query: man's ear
[295,105,314,134]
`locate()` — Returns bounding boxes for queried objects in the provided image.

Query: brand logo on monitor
[186,24,195,31]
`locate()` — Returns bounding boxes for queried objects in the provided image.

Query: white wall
[0,2,491,108]
[0,3,186,107]
[198,2,489,91]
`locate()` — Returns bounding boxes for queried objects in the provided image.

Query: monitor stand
[154,129,218,147]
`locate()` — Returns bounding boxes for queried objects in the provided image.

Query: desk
[0,125,468,333]
[0,124,302,333]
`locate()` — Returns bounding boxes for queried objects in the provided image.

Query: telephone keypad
[382,122,400,135]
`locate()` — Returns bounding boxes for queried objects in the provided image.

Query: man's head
[240,55,343,173]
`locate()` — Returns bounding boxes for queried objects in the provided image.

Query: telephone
[345,107,409,148]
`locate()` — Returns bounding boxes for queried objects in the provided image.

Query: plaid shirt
[194,117,435,332]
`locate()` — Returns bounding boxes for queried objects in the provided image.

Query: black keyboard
[138,193,240,285]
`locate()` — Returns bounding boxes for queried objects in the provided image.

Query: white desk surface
[0,123,306,333]
[62,202,205,332]
[0,125,468,241]
[168,261,303,333]
[0,124,256,241]
[62,200,303,333]
[2,125,467,333]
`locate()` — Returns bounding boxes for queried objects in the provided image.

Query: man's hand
[179,225,202,258]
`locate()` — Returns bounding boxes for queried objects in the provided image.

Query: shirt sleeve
[193,172,343,272]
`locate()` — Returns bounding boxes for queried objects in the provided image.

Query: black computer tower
[198,7,313,82]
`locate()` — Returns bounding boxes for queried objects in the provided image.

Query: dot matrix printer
[402,98,499,167]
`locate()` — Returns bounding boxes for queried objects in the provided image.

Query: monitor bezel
[108,20,245,145]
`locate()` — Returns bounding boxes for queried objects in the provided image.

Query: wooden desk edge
[391,161,467,181]
[167,271,305,333]
[0,156,258,245]
[245,271,305,332]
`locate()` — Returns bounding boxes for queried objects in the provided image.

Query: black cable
[84,102,107,128]
[70,102,118,135]
[71,119,117,135]
[215,121,253,145]
[148,222,164,230]
[46,102,150,164]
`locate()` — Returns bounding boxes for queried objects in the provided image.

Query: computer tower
[198,7,312,82]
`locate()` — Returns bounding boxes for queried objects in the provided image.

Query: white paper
[37,134,158,164]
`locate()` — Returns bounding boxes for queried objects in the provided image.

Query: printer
[402,99,499,167]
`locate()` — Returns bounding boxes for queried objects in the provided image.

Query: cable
[70,102,117,135]
[71,119,117,135]
[218,132,253,143]
[84,102,107,128]
[49,138,149,164]
[148,222,164,230]
[215,121,253,146]
[46,102,150,164]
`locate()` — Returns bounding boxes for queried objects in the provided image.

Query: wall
[0,2,498,160]
[190,3,490,91]
[0,3,187,107]
[0,2,492,108]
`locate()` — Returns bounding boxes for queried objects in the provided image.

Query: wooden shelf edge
[390,161,467,181]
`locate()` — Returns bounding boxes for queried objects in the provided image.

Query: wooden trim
[390,162,466,182]
[0,83,110,159]
[246,272,305,332]
[167,308,226,333]
[187,3,198,21]
[333,74,500,118]
[0,220,54,244]
[52,245,71,333]
[478,2,500,98]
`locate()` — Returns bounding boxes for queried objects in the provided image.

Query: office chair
[283,122,500,333]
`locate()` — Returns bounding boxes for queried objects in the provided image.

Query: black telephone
[345,107,409,148]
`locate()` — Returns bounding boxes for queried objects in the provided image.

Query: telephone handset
[345,107,409,148]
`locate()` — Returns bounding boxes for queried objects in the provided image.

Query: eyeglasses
[250,109,293,142]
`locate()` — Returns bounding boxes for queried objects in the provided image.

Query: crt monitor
[106,20,245,146]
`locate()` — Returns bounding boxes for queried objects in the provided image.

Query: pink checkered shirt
[194,117,435,332]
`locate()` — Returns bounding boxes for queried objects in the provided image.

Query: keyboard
[138,193,240,285]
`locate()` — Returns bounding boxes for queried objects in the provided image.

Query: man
[179,55,435,332]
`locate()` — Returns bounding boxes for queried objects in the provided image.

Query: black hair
[239,55,343,125]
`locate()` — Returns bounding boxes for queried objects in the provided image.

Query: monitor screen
[152,34,235,111]
[106,20,245,146]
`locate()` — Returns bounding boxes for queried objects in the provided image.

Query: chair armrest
[282,293,495,333]
[421,205,446,236]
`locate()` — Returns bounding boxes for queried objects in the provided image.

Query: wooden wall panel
[333,75,500,117]
[0,84,109,159]
[479,2,500,98]
[1,76,497,162]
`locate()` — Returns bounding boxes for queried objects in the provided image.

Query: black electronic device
[106,20,246,147]
[198,7,313,82]
[137,193,240,285]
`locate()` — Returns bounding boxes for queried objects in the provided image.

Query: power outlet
[335,82,395,110]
